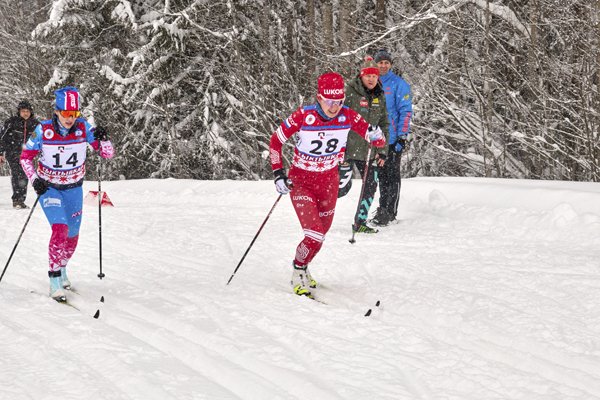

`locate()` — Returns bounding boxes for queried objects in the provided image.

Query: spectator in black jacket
[0,100,40,209]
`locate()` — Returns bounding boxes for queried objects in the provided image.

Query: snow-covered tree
[0,0,52,116]
[3,0,595,182]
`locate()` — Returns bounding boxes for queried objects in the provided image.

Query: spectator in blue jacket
[372,49,413,226]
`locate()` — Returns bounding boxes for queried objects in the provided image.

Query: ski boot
[292,262,317,288]
[60,267,71,290]
[291,264,315,297]
[352,223,378,234]
[305,267,317,289]
[48,270,66,302]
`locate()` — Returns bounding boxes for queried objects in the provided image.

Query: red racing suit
[270,103,384,267]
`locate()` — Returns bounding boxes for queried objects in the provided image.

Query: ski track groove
[70,291,242,400]
[99,296,342,400]
[99,265,427,400]
[0,299,134,400]
[239,288,433,399]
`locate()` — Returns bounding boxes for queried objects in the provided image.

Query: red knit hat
[360,56,380,77]
[318,72,345,100]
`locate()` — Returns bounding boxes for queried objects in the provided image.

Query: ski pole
[227,194,283,285]
[93,158,106,319]
[97,159,105,280]
[349,145,373,244]
[0,196,39,285]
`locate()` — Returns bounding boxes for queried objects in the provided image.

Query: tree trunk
[483,0,493,177]
[446,0,462,103]
[322,0,334,55]
[592,0,600,180]
[527,0,539,97]
[339,0,356,76]
[375,0,386,35]
[284,6,296,82]
[306,0,316,86]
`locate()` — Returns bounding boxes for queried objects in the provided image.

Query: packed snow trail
[0,177,599,399]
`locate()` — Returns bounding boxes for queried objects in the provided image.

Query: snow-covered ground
[0,176,599,400]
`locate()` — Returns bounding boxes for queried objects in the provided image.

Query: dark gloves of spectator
[33,178,49,196]
[375,153,386,167]
[273,169,292,195]
[95,126,109,141]
[394,136,408,153]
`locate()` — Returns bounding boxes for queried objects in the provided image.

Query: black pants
[7,156,28,203]
[347,159,379,226]
[378,147,402,219]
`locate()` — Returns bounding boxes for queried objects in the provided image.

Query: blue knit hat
[54,86,80,111]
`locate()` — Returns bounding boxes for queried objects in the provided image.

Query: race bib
[296,129,347,158]
[38,143,87,171]
[294,128,349,172]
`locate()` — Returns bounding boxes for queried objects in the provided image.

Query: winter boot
[372,208,391,227]
[12,201,28,209]
[352,223,378,234]
[48,270,66,302]
[291,264,314,297]
[60,267,71,290]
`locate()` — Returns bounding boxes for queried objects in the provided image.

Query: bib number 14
[52,152,78,168]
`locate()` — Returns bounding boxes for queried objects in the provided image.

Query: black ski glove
[32,178,49,196]
[95,126,109,141]
[394,136,407,153]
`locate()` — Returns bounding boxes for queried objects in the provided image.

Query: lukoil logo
[323,88,344,96]
[293,195,314,202]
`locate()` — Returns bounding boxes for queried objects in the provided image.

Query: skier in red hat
[269,72,386,298]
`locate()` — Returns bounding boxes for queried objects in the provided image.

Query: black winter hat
[17,100,32,111]
[374,49,393,63]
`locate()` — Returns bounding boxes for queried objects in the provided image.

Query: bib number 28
[309,138,339,155]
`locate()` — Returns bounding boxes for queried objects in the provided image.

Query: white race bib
[39,143,87,171]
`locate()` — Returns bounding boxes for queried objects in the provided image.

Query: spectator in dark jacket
[0,100,40,209]
[340,56,389,234]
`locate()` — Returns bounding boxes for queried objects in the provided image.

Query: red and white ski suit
[270,104,384,267]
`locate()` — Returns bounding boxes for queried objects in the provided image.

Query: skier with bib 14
[20,86,115,302]
[269,72,386,297]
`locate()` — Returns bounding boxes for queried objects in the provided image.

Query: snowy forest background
[0,0,598,182]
